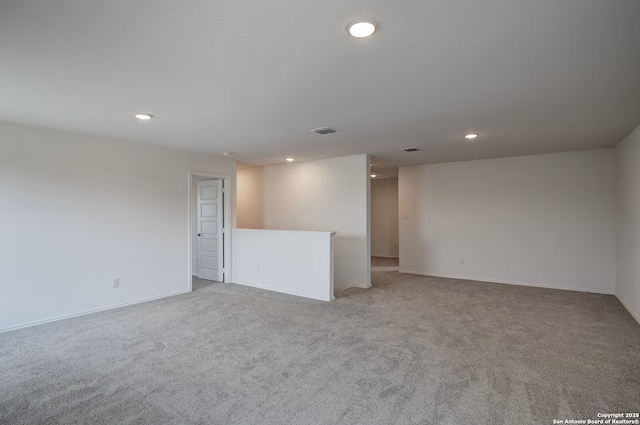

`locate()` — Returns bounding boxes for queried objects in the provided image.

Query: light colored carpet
[372,256,399,272]
[192,276,215,291]
[1,271,639,424]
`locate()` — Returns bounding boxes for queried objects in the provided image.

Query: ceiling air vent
[310,126,338,135]
[402,147,420,152]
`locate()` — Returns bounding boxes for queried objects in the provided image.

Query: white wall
[0,121,236,331]
[371,178,399,258]
[399,149,616,293]
[259,154,370,292]
[616,124,640,323]
[236,166,264,229]
[231,229,335,301]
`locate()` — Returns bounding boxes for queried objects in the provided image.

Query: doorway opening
[371,175,399,273]
[189,171,231,291]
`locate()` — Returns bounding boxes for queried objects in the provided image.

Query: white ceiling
[1,0,639,172]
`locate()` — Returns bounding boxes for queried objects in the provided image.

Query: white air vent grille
[310,126,338,135]
[402,147,420,152]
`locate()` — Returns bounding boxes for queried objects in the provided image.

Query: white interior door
[197,180,223,281]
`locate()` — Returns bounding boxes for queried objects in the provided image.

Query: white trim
[365,154,372,289]
[616,295,640,325]
[188,171,232,290]
[0,290,190,334]
[398,269,614,295]
[336,282,372,293]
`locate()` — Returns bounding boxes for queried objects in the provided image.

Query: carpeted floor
[192,276,215,291]
[1,270,639,424]
[372,256,399,272]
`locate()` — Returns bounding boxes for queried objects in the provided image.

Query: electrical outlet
[112,278,120,288]
[459,258,466,266]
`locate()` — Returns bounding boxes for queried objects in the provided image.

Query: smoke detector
[310,126,339,135]
[402,147,420,152]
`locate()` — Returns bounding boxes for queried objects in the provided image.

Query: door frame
[188,171,231,291]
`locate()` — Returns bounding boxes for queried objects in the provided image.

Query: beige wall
[236,167,264,229]
[399,149,617,293]
[371,179,399,258]
[616,123,640,323]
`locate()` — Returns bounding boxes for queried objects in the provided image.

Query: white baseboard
[0,290,191,334]
[615,295,640,325]
[335,282,372,294]
[398,269,614,295]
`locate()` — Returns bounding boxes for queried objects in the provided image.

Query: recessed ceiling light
[371,174,377,178]
[286,157,295,162]
[348,20,377,38]
[465,133,479,139]
[135,113,153,120]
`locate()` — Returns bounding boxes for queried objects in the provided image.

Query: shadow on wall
[334,235,369,292]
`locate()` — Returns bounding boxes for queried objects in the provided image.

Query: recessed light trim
[348,20,377,38]
[135,113,153,120]
[371,174,377,178]
[310,126,338,135]
[465,133,479,139]
[286,157,295,162]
